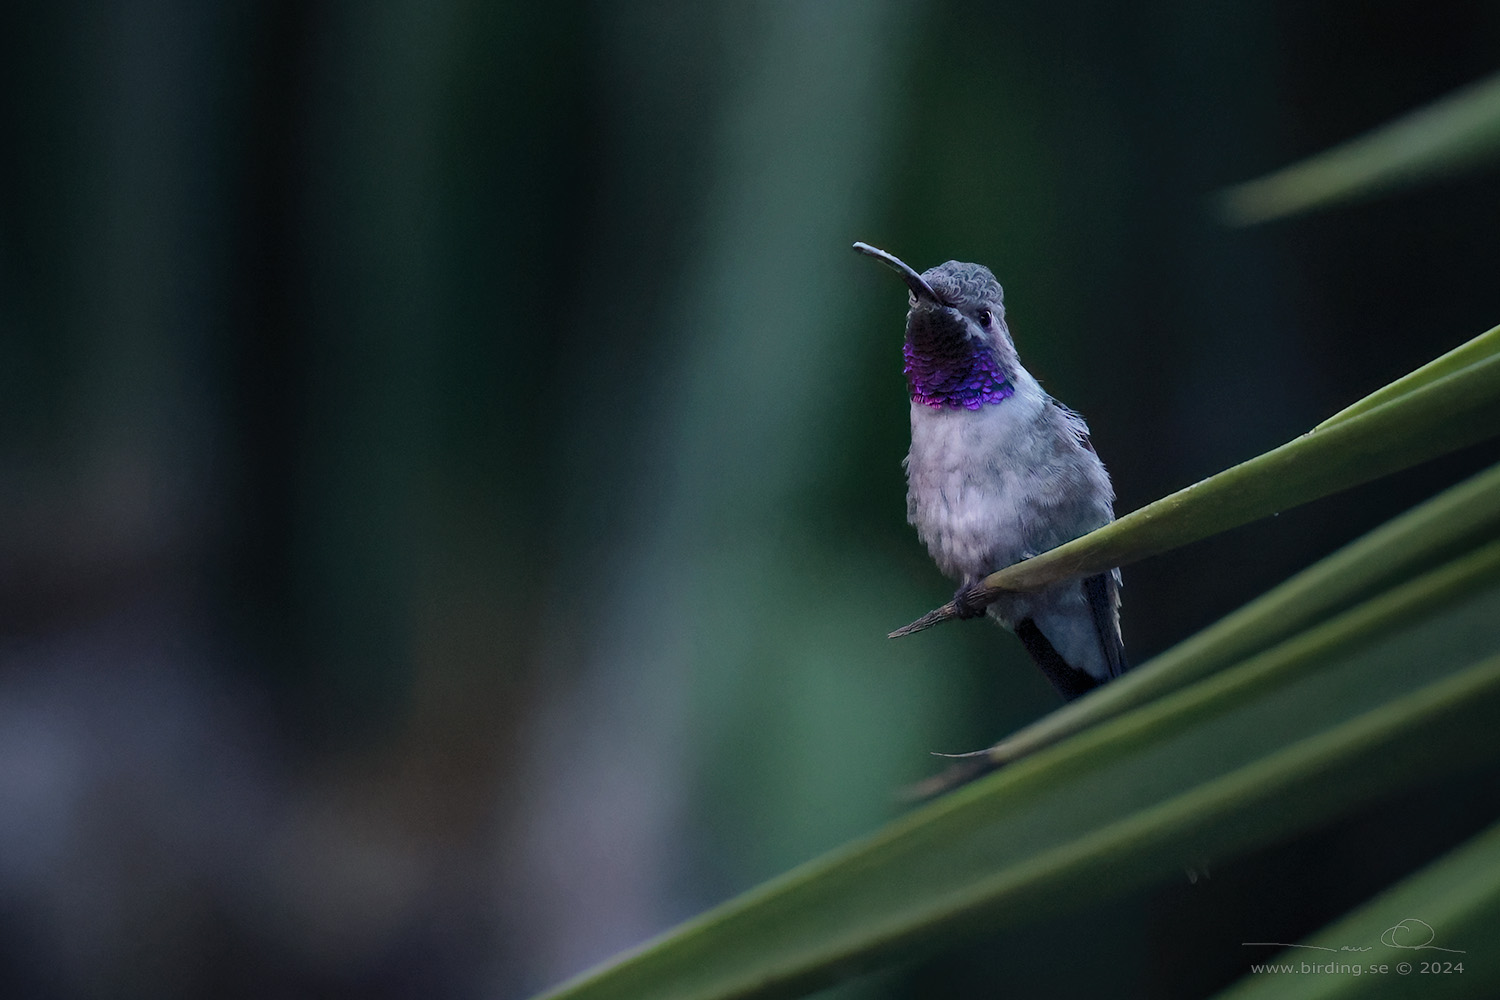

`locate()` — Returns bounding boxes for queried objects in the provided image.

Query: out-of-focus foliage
[1220,71,1500,224]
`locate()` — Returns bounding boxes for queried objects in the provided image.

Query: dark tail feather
[1082,571,1129,678]
[1016,619,1100,701]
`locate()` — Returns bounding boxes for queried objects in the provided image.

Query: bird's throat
[903,338,1014,410]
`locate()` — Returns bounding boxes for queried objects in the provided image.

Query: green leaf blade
[1218,71,1500,225]
[535,568,1500,1000]
[985,328,1500,595]
[984,460,1500,766]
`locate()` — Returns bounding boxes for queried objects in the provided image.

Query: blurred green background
[3,2,1500,998]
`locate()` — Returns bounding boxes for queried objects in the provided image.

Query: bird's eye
[976,309,992,327]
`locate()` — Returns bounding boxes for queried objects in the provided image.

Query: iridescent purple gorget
[903,340,1015,410]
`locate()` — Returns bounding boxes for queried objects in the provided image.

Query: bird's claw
[951,584,990,620]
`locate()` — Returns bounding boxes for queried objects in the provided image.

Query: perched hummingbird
[854,242,1126,700]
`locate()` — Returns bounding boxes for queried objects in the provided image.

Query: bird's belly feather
[905,398,1048,582]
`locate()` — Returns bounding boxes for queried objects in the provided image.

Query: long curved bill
[852,241,940,303]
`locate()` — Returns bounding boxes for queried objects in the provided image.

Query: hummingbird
[854,242,1126,700]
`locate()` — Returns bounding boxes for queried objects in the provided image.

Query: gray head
[853,243,1019,409]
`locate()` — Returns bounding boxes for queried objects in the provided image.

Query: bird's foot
[951,583,991,620]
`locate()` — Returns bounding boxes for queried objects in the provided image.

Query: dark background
[3,2,1500,998]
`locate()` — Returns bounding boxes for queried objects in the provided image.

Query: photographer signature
[1242,918,1465,954]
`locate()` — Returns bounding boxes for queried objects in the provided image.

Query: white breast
[903,377,1050,582]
